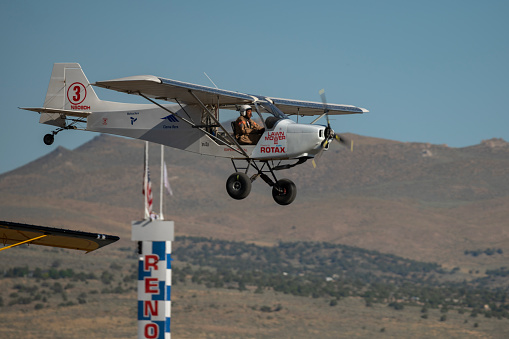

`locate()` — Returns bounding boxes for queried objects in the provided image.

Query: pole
[144,141,149,220]
[160,145,164,221]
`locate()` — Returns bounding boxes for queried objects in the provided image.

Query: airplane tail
[39,63,101,126]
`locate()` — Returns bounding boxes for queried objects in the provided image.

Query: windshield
[254,100,288,120]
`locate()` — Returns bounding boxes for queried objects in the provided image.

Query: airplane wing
[94,75,254,107]
[269,97,369,116]
[0,221,119,253]
[94,75,368,115]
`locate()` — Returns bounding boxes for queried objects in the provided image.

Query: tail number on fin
[67,82,88,107]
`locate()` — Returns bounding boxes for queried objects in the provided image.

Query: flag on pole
[143,168,154,217]
[143,141,153,220]
[163,161,173,196]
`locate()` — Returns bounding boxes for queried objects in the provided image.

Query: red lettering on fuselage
[260,146,286,153]
[71,105,91,110]
[265,131,286,144]
[224,148,248,152]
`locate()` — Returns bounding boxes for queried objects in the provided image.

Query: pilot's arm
[251,120,264,133]
[242,119,264,134]
[237,118,255,135]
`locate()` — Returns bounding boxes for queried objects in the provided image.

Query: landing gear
[272,179,297,205]
[42,124,79,146]
[43,133,55,145]
[226,159,303,205]
[226,172,252,200]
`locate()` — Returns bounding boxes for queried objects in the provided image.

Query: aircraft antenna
[204,72,219,89]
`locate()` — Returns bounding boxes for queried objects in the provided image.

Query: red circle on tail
[67,82,87,105]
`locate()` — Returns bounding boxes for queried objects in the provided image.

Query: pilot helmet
[240,105,252,116]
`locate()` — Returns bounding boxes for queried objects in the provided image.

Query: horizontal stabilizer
[20,107,91,118]
[0,221,119,253]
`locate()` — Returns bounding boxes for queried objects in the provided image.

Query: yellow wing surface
[0,221,119,253]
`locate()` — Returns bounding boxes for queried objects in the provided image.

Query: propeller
[320,88,353,149]
[312,89,353,168]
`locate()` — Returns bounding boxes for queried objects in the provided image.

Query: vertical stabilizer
[62,65,101,110]
[40,63,100,126]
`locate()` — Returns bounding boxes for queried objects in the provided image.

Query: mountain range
[1,133,508,271]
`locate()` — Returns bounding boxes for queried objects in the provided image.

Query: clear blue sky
[1,0,508,174]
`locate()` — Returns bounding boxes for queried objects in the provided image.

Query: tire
[272,179,297,205]
[226,172,252,200]
[43,134,54,145]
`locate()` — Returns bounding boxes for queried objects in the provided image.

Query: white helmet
[240,105,252,116]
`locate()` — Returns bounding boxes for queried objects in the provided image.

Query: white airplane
[22,63,368,205]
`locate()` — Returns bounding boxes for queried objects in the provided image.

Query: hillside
[1,133,509,269]
[1,133,509,338]
[1,236,508,338]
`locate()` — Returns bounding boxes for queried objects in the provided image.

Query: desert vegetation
[2,237,508,322]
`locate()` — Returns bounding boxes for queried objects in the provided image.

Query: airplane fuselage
[87,103,326,160]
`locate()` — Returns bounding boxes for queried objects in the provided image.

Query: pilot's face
[246,109,252,118]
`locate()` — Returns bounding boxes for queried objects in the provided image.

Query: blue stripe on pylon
[166,253,173,269]
[166,317,171,333]
[138,260,151,280]
[152,241,165,259]
[152,281,166,300]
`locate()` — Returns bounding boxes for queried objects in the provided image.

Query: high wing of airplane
[0,220,119,253]
[21,63,368,205]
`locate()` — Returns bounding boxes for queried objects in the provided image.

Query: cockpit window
[254,100,288,120]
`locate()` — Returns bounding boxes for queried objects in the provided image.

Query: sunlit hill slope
[1,133,508,269]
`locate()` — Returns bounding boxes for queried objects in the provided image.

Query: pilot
[234,105,264,145]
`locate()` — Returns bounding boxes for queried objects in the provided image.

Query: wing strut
[310,113,327,125]
[0,234,48,252]
[137,92,248,158]
[188,90,249,158]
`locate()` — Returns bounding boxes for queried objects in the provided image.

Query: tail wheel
[272,179,297,205]
[43,134,54,145]
[226,172,252,200]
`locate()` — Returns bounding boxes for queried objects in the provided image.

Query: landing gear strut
[42,125,78,145]
[226,159,302,205]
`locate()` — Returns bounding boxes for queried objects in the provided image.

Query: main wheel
[272,179,297,205]
[43,134,54,145]
[226,172,252,200]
